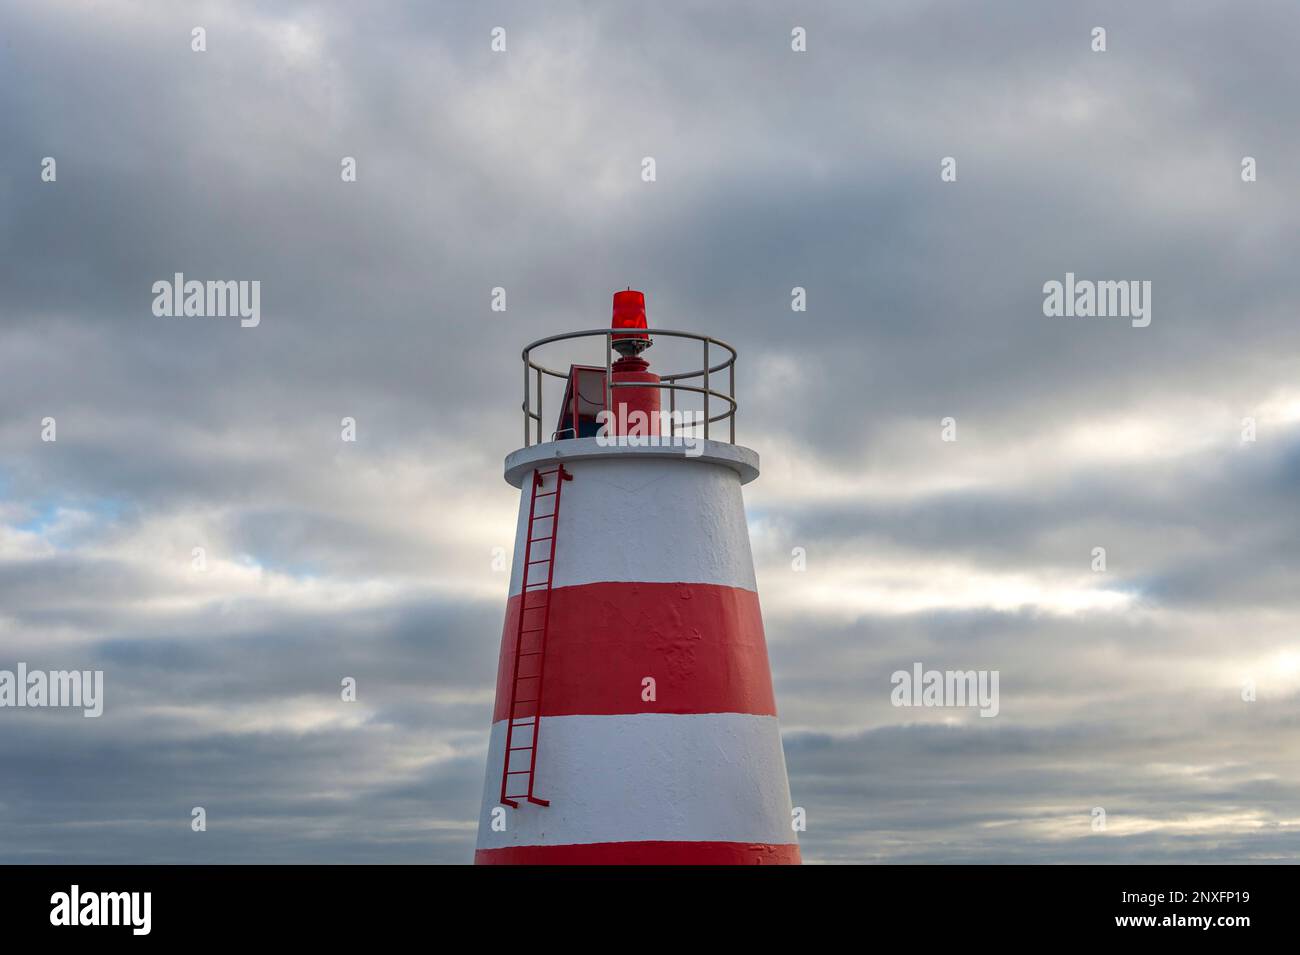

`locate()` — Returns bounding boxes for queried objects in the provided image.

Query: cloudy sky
[2,0,1298,863]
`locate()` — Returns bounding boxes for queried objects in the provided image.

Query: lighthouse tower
[474,291,800,864]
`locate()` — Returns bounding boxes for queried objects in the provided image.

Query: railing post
[605,332,612,434]
[523,358,531,447]
[536,366,543,445]
[703,339,710,441]
[729,360,735,444]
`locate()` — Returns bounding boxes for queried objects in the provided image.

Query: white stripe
[475,713,798,849]
[508,455,758,595]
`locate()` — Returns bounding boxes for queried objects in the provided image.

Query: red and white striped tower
[475,291,799,864]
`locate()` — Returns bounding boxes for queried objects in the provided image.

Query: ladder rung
[526,558,550,565]
[529,535,554,542]
[535,491,557,498]
[511,717,536,725]
[508,745,534,751]
[512,698,537,704]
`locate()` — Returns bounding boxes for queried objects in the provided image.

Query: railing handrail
[521,327,737,447]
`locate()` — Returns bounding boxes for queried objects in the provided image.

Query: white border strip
[476,713,798,850]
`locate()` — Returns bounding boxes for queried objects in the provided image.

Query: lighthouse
[474,291,800,864]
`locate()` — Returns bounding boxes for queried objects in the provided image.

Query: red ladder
[500,464,572,808]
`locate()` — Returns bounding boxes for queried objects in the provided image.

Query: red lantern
[611,289,651,356]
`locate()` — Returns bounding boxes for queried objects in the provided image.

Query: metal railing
[522,328,737,447]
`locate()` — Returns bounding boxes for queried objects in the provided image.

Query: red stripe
[492,581,776,720]
[475,841,801,865]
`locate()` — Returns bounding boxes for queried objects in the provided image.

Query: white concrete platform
[504,437,760,488]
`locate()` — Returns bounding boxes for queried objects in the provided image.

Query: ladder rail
[499,464,569,808]
[499,467,543,807]
[523,465,568,805]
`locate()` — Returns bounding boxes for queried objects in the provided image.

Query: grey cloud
[2,0,1298,863]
